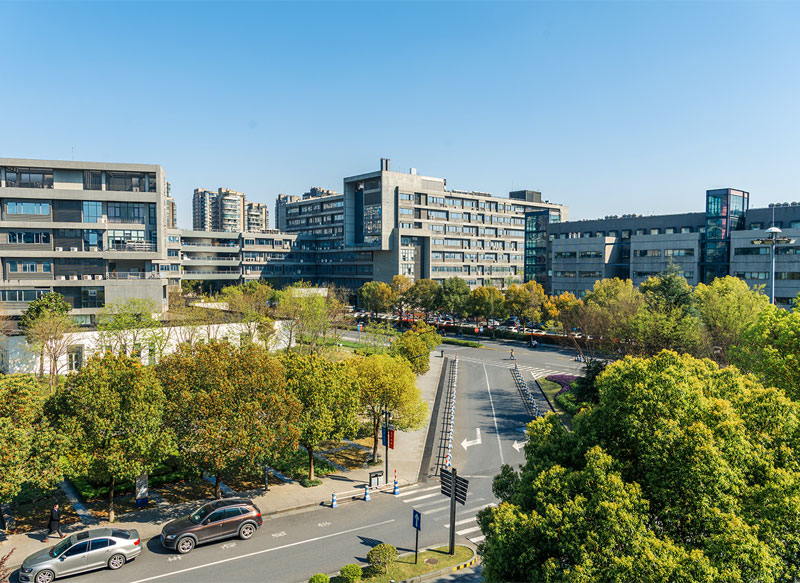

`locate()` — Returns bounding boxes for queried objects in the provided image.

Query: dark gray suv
[160,498,262,554]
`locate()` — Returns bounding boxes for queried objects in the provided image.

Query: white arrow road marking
[220,542,236,550]
[512,440,525,452]
[127,519,397,583]
[460,428,482,450]
[167,556,181,562]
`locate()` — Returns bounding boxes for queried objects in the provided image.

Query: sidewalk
[0,352,446,568]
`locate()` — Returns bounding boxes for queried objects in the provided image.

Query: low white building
[0,319,294,375]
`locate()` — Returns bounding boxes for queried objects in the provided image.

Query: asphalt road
[20,341,581,583]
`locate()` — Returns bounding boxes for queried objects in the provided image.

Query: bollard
[393,479,399,495]
[364,485,371,501]
[331,492,338,508]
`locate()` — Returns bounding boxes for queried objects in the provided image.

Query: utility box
[369,470,384,488]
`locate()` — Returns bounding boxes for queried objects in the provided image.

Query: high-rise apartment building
[192,187,269,233]
[0,158,170,322]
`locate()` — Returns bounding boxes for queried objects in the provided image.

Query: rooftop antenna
[772,204,775,228]
[71,146,74,161]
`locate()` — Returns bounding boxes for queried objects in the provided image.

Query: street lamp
[751,226,796,304]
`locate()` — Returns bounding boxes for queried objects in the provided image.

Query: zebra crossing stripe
[456,525,482,536]
[469,535,486,544]
[403,492,439,503]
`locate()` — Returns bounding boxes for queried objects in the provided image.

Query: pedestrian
[46,502,63,541]
[510,348,515,360]
[531,340,538,350]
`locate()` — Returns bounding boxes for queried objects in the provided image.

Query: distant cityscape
[1,155,799,333]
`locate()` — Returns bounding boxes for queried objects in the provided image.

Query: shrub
[555,391,580,415]
[367,543,398,574]
[300,478,322,488]
[443,338,483,348]
[339,563,362,583]
[308,574,329,583]
[545,374,579,397]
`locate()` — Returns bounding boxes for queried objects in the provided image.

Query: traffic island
[325,545,474,583]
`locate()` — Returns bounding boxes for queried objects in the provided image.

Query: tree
[579,277,643,356]
[439,277,471,317]
[97,298,162,358]
[405,279,441,320]
[157,342,301,498]
[693,275,769,364]
[504,281,547,324]
[479,351,800,582]
[20,292,72,379]
[0,304,13,338]
[349,354,427,462]
[358,281,395,315]
[280,352,359,481]
[468,286,506,324]
[26,311,78,390]
[390,274,413,318]
[276,285,344,355]
[361,320,398,355]
[0,375,63,507]
[221,281,277,347]
[389,322,441,375]
[367,543,398,574]
[729,299,800,401]
[52,353,173,521]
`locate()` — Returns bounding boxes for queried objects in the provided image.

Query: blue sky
[3,1,800,227]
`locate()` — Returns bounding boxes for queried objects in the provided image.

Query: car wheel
[35,570,56,583]
[176,536,195,554]
[108,553,126,570]
[239,523,256,540]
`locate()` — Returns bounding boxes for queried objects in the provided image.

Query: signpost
[412,509,421,564]
[440,467,469,555]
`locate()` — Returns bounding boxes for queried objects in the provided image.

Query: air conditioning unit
[69,275,79,280]
[95,274,104,280]
[89,246,98,252]
[70,246,78,252]
[56,275,66,280]
[55,247,63,252]
[83,274,92,280]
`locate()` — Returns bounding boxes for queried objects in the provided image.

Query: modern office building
[526,188,800,307]
[192,187,270,233]
[0,158,170,321]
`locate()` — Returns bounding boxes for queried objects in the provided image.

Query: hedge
[442,338,483,348]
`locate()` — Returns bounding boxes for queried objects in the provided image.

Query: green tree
[367,543,398,574]
[468,286,506,324]
[20,292,72,379]
[276,284,345,355]
[281,353,359,480]
[479,351,800,582]
[729,299,800,401]
[156,342,301,498]
[52,353,173,521]
[361,320,398,355]
[694,275,769,364]
[439,277,471,316]
[579,277,643,355]
[389,322,441,375]
[358,281,395,315]
[390,274,413,318]
[97,298,163,358]
[221,281,277,347]
[0,375,63,506]
[405,279,441,320]
[26,311,78,390]
[349,354,427,462]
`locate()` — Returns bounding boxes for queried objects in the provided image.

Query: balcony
[107,241,157,252]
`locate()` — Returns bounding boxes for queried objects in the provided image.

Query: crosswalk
[397,484,494,545]
[454,354,571,379]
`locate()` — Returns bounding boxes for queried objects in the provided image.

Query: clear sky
[3,1,800,227]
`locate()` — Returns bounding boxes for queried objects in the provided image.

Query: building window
[7,232,51,244]
[67,345,84,372]
[108,202,145,224]
[578,250,602,259]
[554,251,577,259]
[82,201,102,223]
[149,203,157,224]
[7,201,50,215]
[635,229,646,236]
[633,249,661,257]
[83,171,103,190]
[664,248,694,257]
[650,228,660,235]
[398,208,413,215]
[106,171,157,192]
[4,167,54,188]
[81,286,105,308]
[734,272,769,280]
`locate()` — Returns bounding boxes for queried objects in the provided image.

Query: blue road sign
[412,509,421,531]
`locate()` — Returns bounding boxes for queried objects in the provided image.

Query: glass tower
[701,188,749,283]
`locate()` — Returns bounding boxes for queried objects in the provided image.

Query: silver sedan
[19,527,142,583]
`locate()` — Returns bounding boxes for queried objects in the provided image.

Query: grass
[442,338,483,348]
[537,378,574,429]
[272,448,338,482]
[329,545,474,583]
[10,487,80,534]
[324,445,372,470]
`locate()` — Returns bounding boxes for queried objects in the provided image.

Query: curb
[399,545,478,583]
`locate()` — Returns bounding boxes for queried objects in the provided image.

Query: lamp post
[751,226,796,304]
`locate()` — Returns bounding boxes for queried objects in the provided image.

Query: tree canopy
[439,277,471,316]
[479,351,800,582]
[358,281,395,314]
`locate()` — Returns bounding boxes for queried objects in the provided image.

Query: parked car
[19,528,141,583]
[160,498,262,554]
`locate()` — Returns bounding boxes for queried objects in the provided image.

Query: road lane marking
[272,531,286,537]
[483,364,505,465]
[403,492,439,503]
[126,519,397,583]
[469,535,486,543]
[422,498,488,515]
[317,522,331,527]
[456,525,482,535]
[393,485,422,497]
[444,517,481,528]
[412,498,448,509]
[396,484,437,497]
[422,505,451,515]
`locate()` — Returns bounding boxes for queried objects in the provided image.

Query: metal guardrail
[442,354,458,470]
[513,361,540,417]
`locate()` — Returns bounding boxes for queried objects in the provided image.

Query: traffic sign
[440,468,469,505]
[412,509,421,530]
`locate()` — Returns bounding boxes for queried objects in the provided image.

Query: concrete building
[193,187,270,233]
[526,188,800,308]
[0,158,170,323]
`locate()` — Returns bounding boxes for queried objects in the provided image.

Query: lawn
[329,545,474,583]
[537,378,574,429]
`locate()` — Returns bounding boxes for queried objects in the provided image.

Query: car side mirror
[202,519,210,525]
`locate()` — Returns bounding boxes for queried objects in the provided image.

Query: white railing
[108,241,157,252]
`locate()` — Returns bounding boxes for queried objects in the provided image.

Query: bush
[367,543,398,574]
[339,563,362,583]
[545,374,579,396]
[308,574,329,583]
[443,338,483,348]
[300,478,322,488]
[555,391,581,415]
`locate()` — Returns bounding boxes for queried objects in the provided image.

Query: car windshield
[189,505,214,524]
[50,538,72,557]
